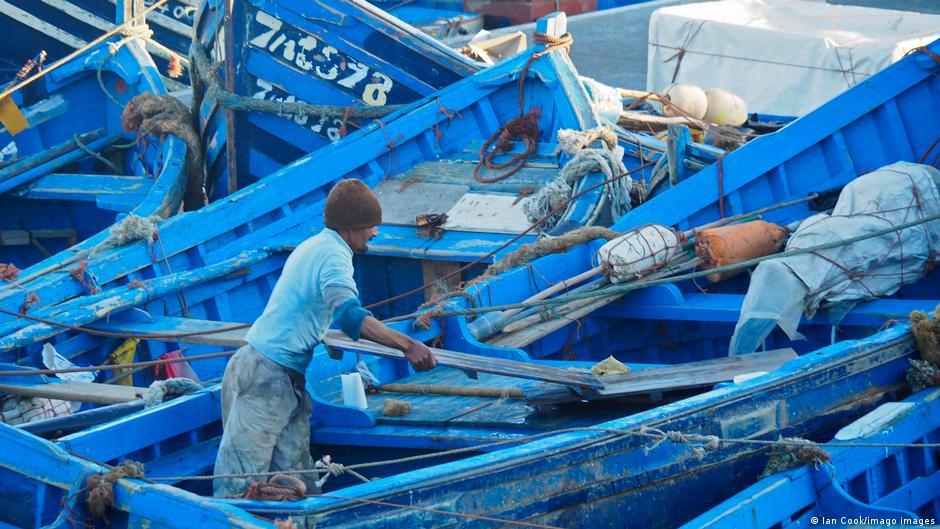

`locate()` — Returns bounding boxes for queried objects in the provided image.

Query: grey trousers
[213,344,316,497]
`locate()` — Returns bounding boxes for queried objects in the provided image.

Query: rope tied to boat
[525,125,631,229]
[640,425,720,458]
[85,460,145,520]
[19,293,39,314]
[188,43,401,126]
[914,46,940,66]
[13,51,46,83]
[314,455,372,488]
[759,436,831,479]
[485,226,620,276]
[89,214,161,257]
[122,92,206,211]
[143,377,203,408]
[532,32,573,54]
[69,260,100,294]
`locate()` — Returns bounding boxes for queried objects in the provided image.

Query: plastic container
[341,373,369,410]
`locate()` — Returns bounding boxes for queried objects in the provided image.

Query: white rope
[525,126,631,230]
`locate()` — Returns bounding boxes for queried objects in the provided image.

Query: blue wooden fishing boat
[679,387,940,529]
[0,36,188,272]
[0,33,937,529]
[192,0,482,199]
[0,419,277,528]
[0,0,196,86]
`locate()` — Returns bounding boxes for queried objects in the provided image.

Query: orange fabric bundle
[695,220,789,282]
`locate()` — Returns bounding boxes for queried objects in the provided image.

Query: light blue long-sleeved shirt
[246,229,360,374]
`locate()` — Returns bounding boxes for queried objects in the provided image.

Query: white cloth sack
[730,162,940,355]
[647,0,940,116]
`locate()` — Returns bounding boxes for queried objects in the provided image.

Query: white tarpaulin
[729,162,940,356]
[647,0,940,116]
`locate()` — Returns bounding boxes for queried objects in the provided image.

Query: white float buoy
[662,84,708,119]
[704,88,748,126]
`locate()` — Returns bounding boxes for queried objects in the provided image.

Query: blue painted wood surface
[0,24,634,374]
[0,13,938,529]
[681,388,940,529]
[0,421,275,528]
[0,38,187,271]
[0,0,196,85]
[194,0,480,198]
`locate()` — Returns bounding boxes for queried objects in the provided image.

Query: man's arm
[358,316,437,371]
[326,286,437,372]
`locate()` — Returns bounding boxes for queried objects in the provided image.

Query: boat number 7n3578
[248,9,397,106]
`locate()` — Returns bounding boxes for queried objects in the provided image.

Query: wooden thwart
[0,381,146,405]
[525,348,798,404]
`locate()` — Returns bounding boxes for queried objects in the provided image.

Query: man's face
[346,226,378,253]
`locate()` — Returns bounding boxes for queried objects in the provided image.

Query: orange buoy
[695,220,789,282]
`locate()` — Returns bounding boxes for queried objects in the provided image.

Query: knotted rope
[90,214,160,256]
[85,460,145,520]
[19,293,39,314]
[315,455,371,488]
[68,260,100,294]
[13,51,46,83]
[640,425,720,458]
[470,31,573,184]
[759,436,830,479]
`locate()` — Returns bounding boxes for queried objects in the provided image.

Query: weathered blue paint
[0,15,938,529]
[0,23,642,369]
[0,38,187,270]
[682,388,940,529]
[193,0,480,198]
[0,421,275,528]
[0,0,195,85]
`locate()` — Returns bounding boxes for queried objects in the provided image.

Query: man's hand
[404,339,437,371]
[359,316,438,371]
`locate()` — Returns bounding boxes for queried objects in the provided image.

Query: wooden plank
[17,173,150,202]
[324,333,602,389]
[0,381,146,404]
[525,348,799,404]
[0,229,78,247]
[373,180,468,226]
[87,317,249,347]
[87,317,603,388]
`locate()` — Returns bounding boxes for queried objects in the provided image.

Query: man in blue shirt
[214,179,437,496]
